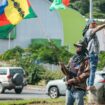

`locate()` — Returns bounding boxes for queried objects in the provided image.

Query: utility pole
[90,0,93,20]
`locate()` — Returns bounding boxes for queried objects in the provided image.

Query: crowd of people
[60,19,105,105]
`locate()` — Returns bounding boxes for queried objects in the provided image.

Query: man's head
[87,19,97,28]
[74,40,87,55]
[74,40,83,54]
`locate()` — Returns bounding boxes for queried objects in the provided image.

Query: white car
[0,67,27,94]
[46,70,105,99]
[46,78,66,98]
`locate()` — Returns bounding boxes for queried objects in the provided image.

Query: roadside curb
[25,85,46,91]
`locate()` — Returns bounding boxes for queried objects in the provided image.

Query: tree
[70,0,105,18]
[98,52,105,70]
[1,46,24,60]
[28,41,73,64]
[0,42,73,84]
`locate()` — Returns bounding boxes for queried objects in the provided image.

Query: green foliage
[1,46,24,60]
[28,64,45,85]
[58,46,73,63]
[70,0,77,3]
[43,70,64,83]
[37,43,60,64]
[70,0,89,16]
[29,41,73,64]
[99,0,105,12]
[98,52,105,70]
[13,54,46,85]
[14,54,64,85]
[28,43,44,53]
[0,42,73,84]
[70,0,105,18]
[93,0,105,18]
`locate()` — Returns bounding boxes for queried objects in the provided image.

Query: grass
[0,97,88,105]
[0,98,65,105]
[59,8,86,53]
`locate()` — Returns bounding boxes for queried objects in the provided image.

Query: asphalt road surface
[0,86,49,100]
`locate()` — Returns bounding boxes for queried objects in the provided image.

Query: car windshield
[0,69,7,75]
[10,69,24,76]
[102,74,105,79]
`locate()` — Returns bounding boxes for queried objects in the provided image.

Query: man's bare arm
[92,24,105,34]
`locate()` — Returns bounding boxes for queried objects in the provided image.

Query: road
[0,86,49,100]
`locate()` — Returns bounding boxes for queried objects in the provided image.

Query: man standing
[60,41,90,105]
[84,20,105,90]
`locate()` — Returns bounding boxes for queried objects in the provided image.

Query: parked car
[46,70,105,99]
[90,70,105,104]
[46,78,66,98]
[0,67,27,94]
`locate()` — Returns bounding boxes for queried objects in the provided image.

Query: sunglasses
[11,0,25,18]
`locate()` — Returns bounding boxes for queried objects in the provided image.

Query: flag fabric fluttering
[50,0,65,11]
[50,0,70,11]
[63,0,70,6]
[0,0,37,39]
[25,0,37,19]
[0,0,8,14]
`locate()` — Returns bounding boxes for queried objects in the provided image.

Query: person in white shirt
[84,19,105,90]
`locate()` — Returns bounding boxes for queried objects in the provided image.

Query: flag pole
[90,0,93,20]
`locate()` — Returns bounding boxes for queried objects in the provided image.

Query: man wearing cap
[60,40,90,105]
[84,20,105,90]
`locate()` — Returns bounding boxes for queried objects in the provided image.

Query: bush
[1,46,24,60]
[98,52,105,70]
[43,69,64,84]
[29,41,73,64]
[28,64,46,85]
[13,54,46,85]
[70,0,105,18]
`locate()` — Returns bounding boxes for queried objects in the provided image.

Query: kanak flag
[0,0,37,26]
[0,0,37,39]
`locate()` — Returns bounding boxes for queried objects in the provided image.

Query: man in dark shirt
[60,40,90,105]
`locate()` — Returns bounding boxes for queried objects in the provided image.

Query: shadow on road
[0,98,23,100]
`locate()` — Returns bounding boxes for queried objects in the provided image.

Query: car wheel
[49,86,59,98]
[0,83,5,93]
[15,88,23,94]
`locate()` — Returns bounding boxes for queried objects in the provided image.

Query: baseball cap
[74,40,83,47]
[86,19,96,26]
